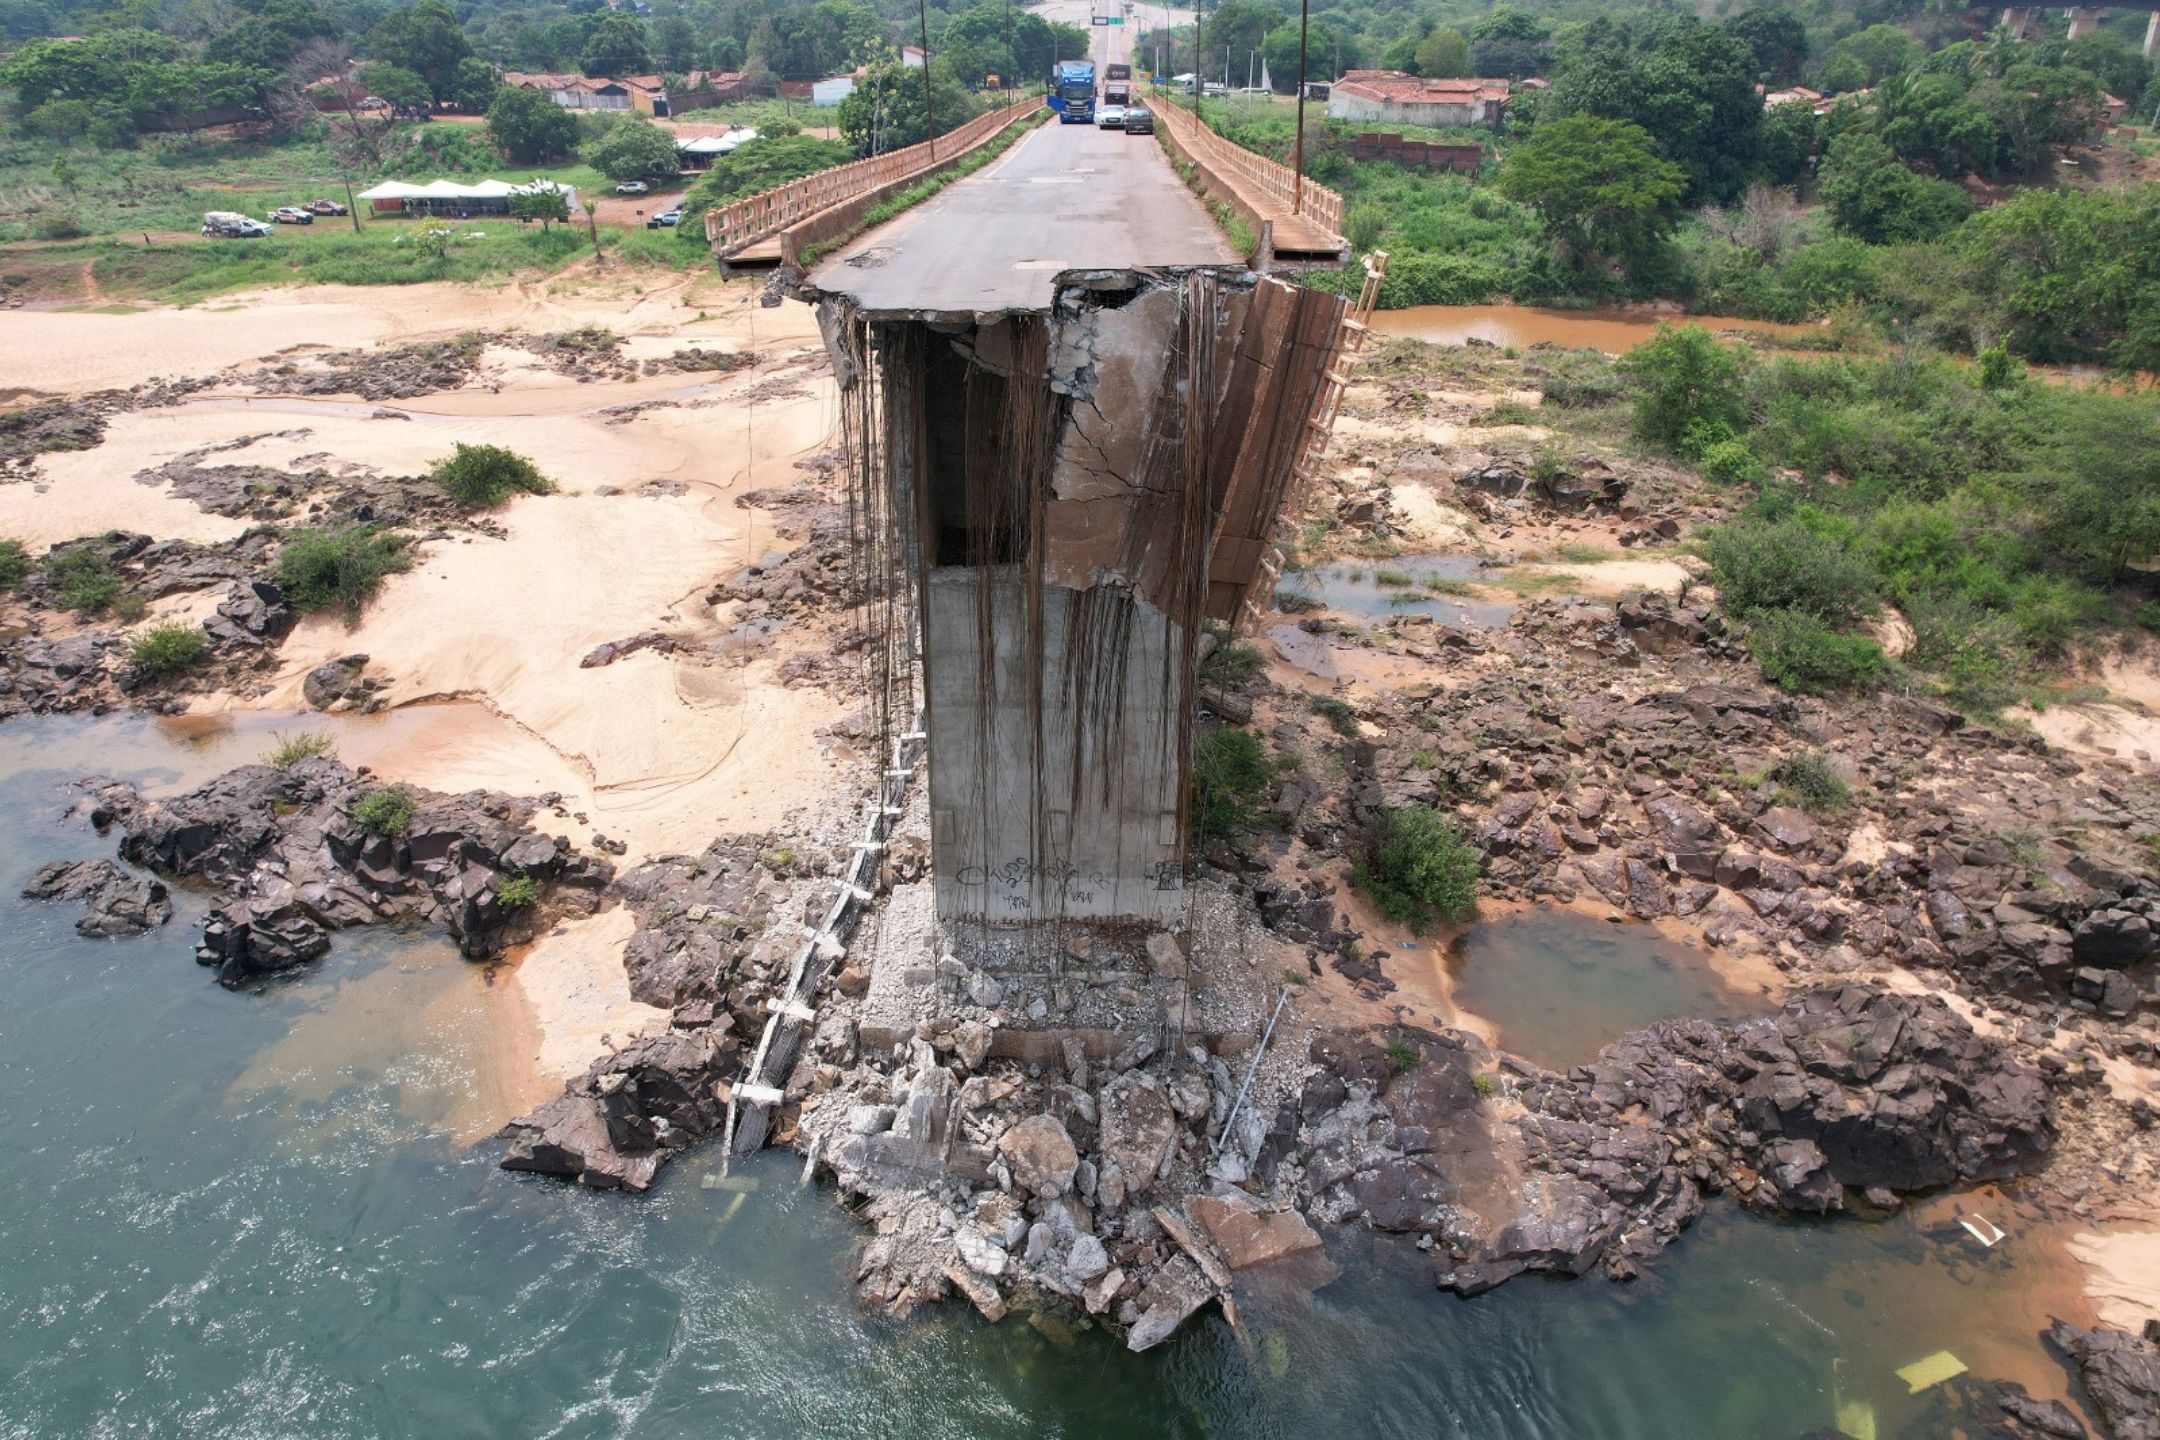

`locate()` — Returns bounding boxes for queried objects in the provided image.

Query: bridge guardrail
[1150,97,1344,241]
[704,97,1042,257]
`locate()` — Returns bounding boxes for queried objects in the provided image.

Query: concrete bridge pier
[2146,9,2158,59]
[2001,7,2033,37]
[2065,6,2104,39]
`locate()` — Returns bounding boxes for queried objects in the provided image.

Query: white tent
[356,177,577,215]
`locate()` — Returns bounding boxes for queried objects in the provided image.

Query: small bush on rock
[128,622,208,676]
[1749,609,1889,695]
[353,786,417,836]
[47,544,122,613]
[276,526,412,619]
[0,539,29,591]
[430,443,558,508]
[1768,749,1852,812]
[1190,727,1277,841]
[1354,806,1481,930]
[265,729,337,769]
[498,873,541,909]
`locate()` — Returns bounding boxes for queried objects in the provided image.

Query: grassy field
[0,126,617,245]
[0,216,708,305]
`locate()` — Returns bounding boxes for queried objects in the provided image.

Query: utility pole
[1004,0,1015,104]
[1292,0,1308,215]
[918,0,936,158]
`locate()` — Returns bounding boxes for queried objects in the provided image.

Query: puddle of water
[1447,909,1776,1069]
[1370,304,1822,354]
[1284,554,1517,629]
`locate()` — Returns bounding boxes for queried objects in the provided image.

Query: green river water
[0,715,2096,1438]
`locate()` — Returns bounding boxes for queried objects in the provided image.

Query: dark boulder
[21,858,172,938]
[2050,1322,2160,1440]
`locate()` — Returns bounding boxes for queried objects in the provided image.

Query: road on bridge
[806,117,1240,316]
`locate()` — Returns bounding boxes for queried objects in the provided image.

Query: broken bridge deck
[805,119,1240,318]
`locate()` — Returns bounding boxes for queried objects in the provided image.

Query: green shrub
[45,544,122,613]
[352,786,417,836]
[0,539,29,591]
[1470,1072,1497,1099]
[1748,609,1889,695]
[1201,641,1265,686]
[1700,518,1877,624]
[1384,1039,1420,1071]
[264,729,337,769]
[1314,696,1359,737]
[127,622,207,676]
[275,526,412,619]
[1353,806,1481,930]
[498,873,541,909]
[1537,349,1626,409]
[1190,727,1277,841]
[1698,439,1767,487]
[1344,201,1388,254]
[1617,325,1750,457]
[430,443,557,508]
[1768,750,1852,813]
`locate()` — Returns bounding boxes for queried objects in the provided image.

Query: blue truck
[1049,60,1096,123]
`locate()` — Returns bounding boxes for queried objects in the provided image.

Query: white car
[1097,103,1126,129]
[615,180,649,195]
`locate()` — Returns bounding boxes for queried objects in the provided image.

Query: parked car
[1097,103,1126,129]
[268,206,314,225]
[201,211,272,238]
[646,207,684,229]
[615,180,649,195]
[1123,106,1155,135]
[303,198,348,216]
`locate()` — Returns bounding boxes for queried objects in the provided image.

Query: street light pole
[918,0,936,157]
[1292,0,1308,214]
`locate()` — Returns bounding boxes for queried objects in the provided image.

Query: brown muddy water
[1370,305,1822,353]
[1446,909,1779,1070]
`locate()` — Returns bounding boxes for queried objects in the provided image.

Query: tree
[679,133,849,226]
[487,84,580,163]
[2063,32,2151,105]
[1878,72,1999,179]
[1545,16,1764,206]
[510,186,573,230]
[371,0,471,102]
[652,14,699,72]
[1262,20,1353,93]
[579,13,652,77]
[2,28,182,109]
[1757,100,1817,187]
[836,56,982,156]
[1976,62,2103,176]
[1817,131,1971,243]
[1955,184,2160,367]
[128,61,274,137]
[1202,0,1287,60]
[1413,28,1469,79]
[1724,9,1807,85]
[359,61,432,113]
[1495,114,1685,268]
[1827,24,1923,88]
[446,56,498,113]
[1615,325,1749,456]
[585,114,680,181]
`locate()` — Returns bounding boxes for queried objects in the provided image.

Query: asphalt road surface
[806,117,1239,316]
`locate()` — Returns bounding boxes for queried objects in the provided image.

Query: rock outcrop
[500,1030,738,1190]
[96,758,609,985]
[20,858,172,938]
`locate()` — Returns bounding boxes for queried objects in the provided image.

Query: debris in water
[1894,1350,1968,1393]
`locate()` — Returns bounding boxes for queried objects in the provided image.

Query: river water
[1369,305,1821,353]
[0,716,2099,1438]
